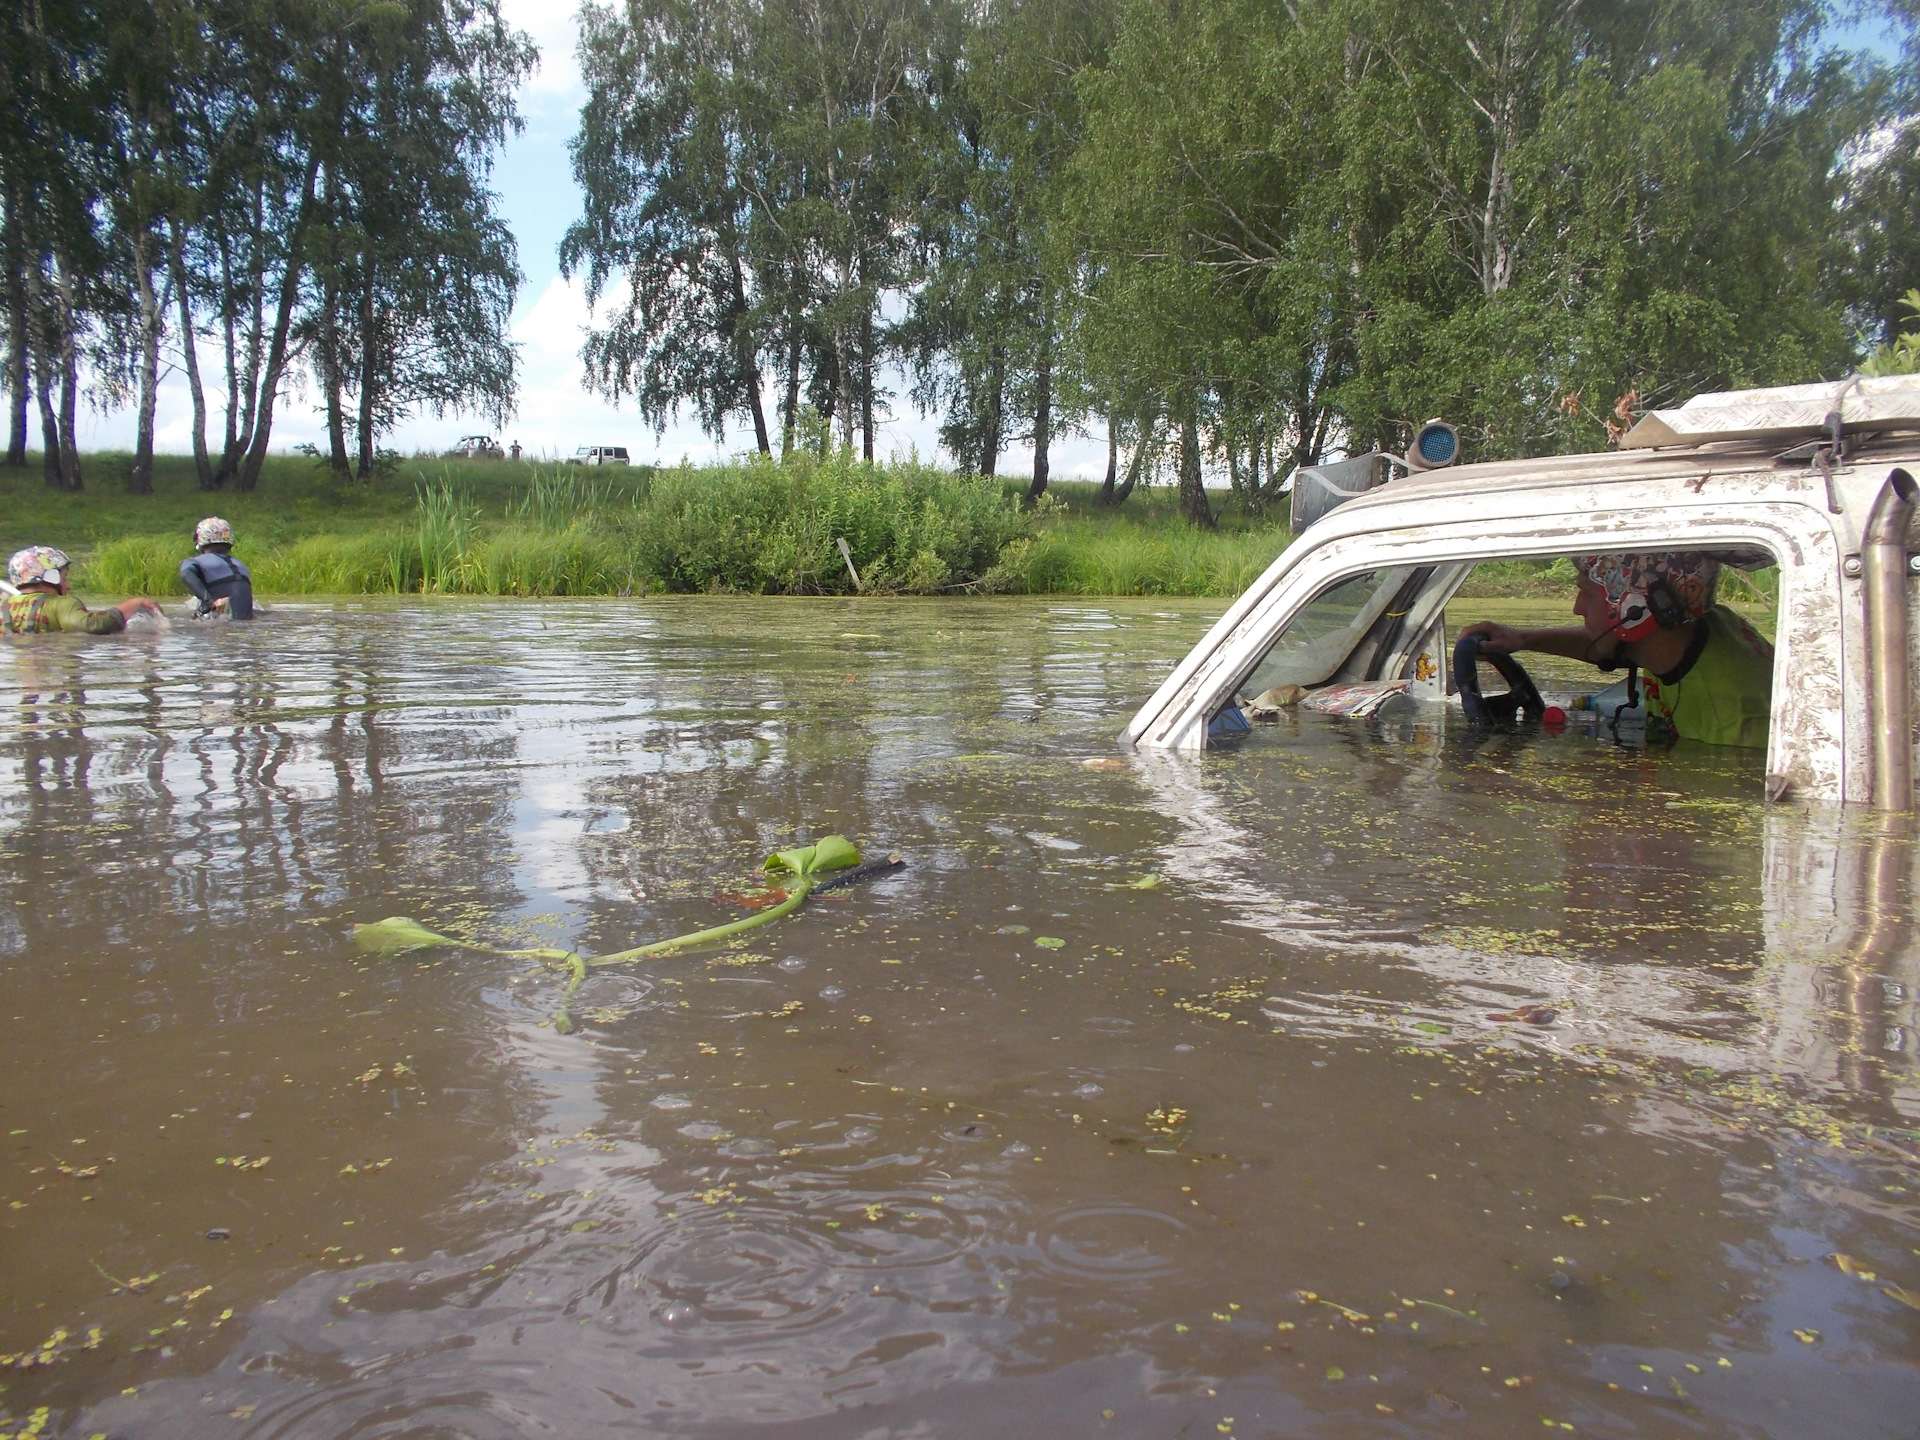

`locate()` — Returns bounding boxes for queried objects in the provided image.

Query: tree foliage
[0,0,532,492]
[1067,0,1901,492]
[569,0,1914,520]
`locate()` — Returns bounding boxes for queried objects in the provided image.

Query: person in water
[180,517,255,619]
[1459,551,1774,748]
[2,546,161,634]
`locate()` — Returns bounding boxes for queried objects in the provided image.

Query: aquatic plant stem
[586,881,813,968]
[551,882,812,1033]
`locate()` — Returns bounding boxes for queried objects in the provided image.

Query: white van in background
[570,446,631,466]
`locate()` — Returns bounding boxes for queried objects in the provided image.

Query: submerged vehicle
[1126,377,1920,810]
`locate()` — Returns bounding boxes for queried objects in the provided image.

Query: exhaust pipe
[1863,467,1919,811]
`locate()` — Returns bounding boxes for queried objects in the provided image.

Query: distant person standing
[510,440,523,462]
[180,518,255,619]
[2,546,161,634]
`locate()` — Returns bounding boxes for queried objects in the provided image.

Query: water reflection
[0,599,1913,1439]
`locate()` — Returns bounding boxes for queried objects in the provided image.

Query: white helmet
[7,545,70,588]
[194,516,234,547]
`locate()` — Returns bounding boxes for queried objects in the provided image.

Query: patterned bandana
[1575,552,1719,642]
[7,545,71,589]
[194,516,235,547]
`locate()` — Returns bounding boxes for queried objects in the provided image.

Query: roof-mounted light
[1408,419,1459,471]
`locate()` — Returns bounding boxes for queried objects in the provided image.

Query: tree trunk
[726,249,769,454]
[130,230,164,495]
[29,301,61,488]
[832,251,856,452]
[4,237,26,467]
[221,185,269,486]
[1178,411,1214,528]
[860,309,874,462]
[1227,424,1261,517]
[49,259,83,491]
[169,219,215,489]
[356,269,377,477]
[214,232,241,485]
[324,339,349,475]
[1097,415,1118,503]
[55,327,83,492]
[234,251,265,470]
[832,324,853,450]
[979,343,1003,476]
[238,153,321,493]
[1111,422,1149,506]
[781,314,801,458]
[1026,320,1051,504]
[322,279,349,476]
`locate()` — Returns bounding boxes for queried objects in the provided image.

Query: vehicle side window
[1240,567,1416,696]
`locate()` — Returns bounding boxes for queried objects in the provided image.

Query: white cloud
[497,0,586,101]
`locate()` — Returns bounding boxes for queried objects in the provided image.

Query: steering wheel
[1452,633,1547,726]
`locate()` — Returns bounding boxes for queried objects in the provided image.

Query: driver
[1459,552,1773,748]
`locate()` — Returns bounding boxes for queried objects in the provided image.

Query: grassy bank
[3,451,1292,598]
[0,451,1777,607]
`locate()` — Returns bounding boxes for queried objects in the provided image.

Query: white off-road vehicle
[1125,377,1920,810]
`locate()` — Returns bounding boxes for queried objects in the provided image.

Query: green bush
[83,535,187,595]
[252,531,415,594]
[628,452,1030,594]
[469,526,624,596]
[1005,525,1289,596]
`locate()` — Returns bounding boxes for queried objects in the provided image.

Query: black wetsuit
[179,550,255,619]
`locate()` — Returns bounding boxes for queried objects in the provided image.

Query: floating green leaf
[1035,936,1066,949]
[765,834,861,879]
[350,917,481,956]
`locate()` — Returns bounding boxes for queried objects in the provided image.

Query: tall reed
[510,466,615,532]
[414,479,475,593]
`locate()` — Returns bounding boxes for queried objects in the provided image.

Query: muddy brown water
[1,597,1915,1439]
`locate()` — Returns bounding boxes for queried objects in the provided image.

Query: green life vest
[1638,607,1773,749]
[1,592,127,635]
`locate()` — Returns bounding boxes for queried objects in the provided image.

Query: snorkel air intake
[1863,467,1918,811]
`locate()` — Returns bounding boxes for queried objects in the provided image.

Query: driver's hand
[1458,621,1526,653]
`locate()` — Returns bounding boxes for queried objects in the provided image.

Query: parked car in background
[570,445,631,466]
[450,435,504,459]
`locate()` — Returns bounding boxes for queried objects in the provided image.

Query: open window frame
[1125,472,1850,799]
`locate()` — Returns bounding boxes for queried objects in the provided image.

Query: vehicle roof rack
[1619,375,1920,449]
